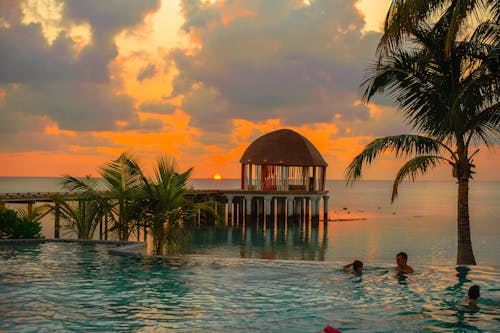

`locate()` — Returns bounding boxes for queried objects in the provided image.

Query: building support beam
[323,195,329,222]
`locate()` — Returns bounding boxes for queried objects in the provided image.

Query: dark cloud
[172,0,381,136]
[136,63,157,81]
[0,23,100,83]
[0,0,160,133]
[64,0,160,33]
[141,118,163,131]
[139,101,176,114]
[0,127,114,152]
[0,82,139,131]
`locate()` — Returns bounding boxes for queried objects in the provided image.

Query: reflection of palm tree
[346,1,499,265]
[452,266,471,292]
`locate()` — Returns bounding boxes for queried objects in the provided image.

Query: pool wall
[0,239,147,257]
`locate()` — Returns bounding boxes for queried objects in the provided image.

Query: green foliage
[0,208,43,239]
[57,153,221,252]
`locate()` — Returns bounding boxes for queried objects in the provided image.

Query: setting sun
[213,172,222,180]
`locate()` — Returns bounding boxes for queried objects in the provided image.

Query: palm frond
[391,155,449,202]
[345,134,452,184]
[17,204,53,222]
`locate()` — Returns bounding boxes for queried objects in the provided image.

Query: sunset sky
[1,0,498,180]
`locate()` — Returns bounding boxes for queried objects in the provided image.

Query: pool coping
[0,239,147,258]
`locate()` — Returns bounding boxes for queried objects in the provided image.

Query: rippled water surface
[0,243,498,332]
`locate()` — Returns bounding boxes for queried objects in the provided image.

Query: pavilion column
[245,195,253,218]
[312,196,321,223]
[284,167,289,191]
[286,196,294,219]
[264,195,272,218]
[226,195,234,224]
[323,195,329,221]
[304,197,310,221]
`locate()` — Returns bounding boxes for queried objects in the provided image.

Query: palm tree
[138,156,220,255]
[378,0,498,60]
[51,176,104,239]
[99,153,144,240]
[61,153,144,241]
[346,4,499,265]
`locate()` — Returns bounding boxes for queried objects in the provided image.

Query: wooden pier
[0,189,329,221]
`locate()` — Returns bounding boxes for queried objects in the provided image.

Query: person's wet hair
[353,260,363,271]
[468,285,480,299]
[397,252,408,261]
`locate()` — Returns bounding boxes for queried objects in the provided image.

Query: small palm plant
[51,176,104,239]
[99,153,144,240]
[60,153,144,241]
[139,156,219,255]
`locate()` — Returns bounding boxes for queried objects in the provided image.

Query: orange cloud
[44,124,77,137]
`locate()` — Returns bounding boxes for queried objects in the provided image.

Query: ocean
[1,177,498,266]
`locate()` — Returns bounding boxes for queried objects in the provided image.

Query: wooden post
[54,203,60,239]
[104,213,108,240]
[99,215,103,240]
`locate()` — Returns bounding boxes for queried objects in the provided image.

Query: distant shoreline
[0,176,499,182]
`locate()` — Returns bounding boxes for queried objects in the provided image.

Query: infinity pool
[0,242,498,332]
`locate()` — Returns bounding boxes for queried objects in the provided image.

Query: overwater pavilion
[227,129,329,222]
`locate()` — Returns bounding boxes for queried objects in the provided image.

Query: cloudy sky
[0,0,498,180]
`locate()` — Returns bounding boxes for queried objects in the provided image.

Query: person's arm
[343,263,352,272]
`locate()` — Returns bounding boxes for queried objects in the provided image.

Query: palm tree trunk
[457,178,476,265]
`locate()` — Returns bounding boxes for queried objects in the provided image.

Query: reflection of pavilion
[227,129,329,223]
[190,215,329,261]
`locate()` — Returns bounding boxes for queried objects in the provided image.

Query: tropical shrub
[0,208,43,239]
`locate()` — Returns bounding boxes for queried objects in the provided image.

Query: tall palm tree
[346,4,499,265]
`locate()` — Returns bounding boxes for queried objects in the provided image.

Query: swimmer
[343,260,363,274]
[396,252,413,274]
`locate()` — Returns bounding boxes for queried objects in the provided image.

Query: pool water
[0,243,498,332]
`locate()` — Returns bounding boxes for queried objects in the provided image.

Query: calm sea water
[0,242,498,333]
[0,177,499,266]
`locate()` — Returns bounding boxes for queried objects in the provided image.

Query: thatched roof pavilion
[240,129,328,191]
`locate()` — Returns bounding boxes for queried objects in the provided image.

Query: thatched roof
[240,129,327,167]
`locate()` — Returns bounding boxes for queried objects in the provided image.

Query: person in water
[465,285,480,307]
[343,260,363,274]
[396,252,413,273]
